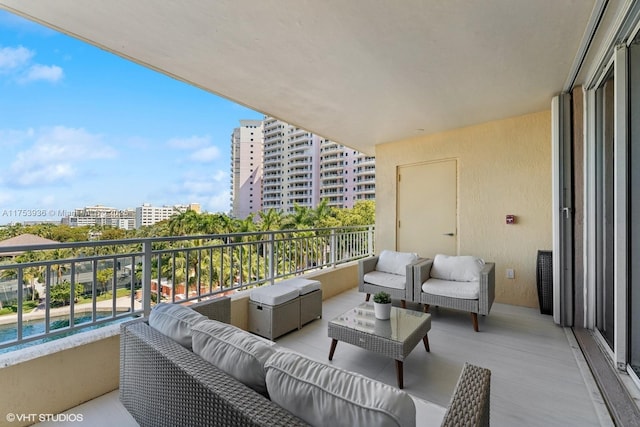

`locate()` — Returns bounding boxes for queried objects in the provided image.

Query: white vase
[373,302,391,320]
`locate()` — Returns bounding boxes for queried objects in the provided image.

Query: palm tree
[257,208,283,232]
[16,251,45,301]
[49,248,73,285]
[282,204,313,229]
[168,210,202,236]
[311,199,337,227]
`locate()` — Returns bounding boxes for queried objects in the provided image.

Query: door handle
[443,233,455,236]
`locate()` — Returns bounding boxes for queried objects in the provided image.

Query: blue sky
[0,10,263,225]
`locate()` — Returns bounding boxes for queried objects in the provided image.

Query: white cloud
[0,44,63,84]
[205,190,231,213]
[212,170,227,182]
[5,126,117,187]
[181,179,216,194]
[0,45,33,73]
[190,146,220,163]
[0,190,13,206]
[20,64,63,83]
[166,135,220,163]
[164,170,231,213]
[0,128,35,145]
[166,135,209,149]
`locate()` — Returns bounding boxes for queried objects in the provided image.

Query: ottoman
[248,284,300,340]
[278,278,322,326]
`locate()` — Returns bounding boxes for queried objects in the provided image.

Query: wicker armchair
[413,255,495,332]
[358,250,424,308]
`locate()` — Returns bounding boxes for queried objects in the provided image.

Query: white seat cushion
[192,319,279,395]
[265,351,416,427]
[422,278,479,300]
[148,303,207,349]
[363,271,407,290]
[375,250,418,276]
[279,278,321,295]
[430,254,485,282]
[250,284,300,305]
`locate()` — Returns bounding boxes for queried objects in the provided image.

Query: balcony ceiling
[0,0,597,154]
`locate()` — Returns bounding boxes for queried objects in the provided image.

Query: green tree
[99,227,126,241]
[96,268,114,295]
[312,199,340,228]
[257,208,283,231]
[16,251,45,301]
[335,200,375,226]
[282,204,313,229]
[49,248,74,284]
[49,280,84,307]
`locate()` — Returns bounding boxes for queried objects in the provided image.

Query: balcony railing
[0,226,374,352]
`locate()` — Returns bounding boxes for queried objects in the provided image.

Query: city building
[62,205,136,229]
[135,203,199,228]
[233,117,375,216]
[320,141,375,208]
[230,119,263,219]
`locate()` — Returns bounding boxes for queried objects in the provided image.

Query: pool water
[0,313,130,354]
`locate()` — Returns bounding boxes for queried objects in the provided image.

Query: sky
[0,10,264,225]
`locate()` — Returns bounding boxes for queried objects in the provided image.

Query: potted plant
[373,291,392,320]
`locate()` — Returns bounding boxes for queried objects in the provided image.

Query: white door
[396,159,457,257]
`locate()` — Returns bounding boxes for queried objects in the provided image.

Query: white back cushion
[430,254,485,282]
[192,319,279,395]
[148,303,207,349]
[375,250,418,276]
[265,351,416,427]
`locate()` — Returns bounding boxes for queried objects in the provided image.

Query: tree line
[0,200,375,243]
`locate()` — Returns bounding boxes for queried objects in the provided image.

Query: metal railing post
[142,240,152,317]
[330,229,337,267]
[368,225,374,256]
[268,233,276,285]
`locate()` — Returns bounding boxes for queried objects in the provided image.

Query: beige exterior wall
[1,335,120,427]
[376,111,552,308]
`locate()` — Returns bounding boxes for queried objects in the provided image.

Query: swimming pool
[0,313,132,354]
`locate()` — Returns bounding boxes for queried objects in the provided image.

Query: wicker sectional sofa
[120,297,491,427]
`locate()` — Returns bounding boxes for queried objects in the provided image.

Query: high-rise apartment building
[320,142,375,208]
[353,154,376,203]
[262,117,284,211]
[230,120,264,219]
[231,117,375,217]
[259,117,322,213]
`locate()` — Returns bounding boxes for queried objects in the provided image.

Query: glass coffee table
[328,302,431,389]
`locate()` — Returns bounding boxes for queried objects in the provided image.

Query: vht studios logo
[5,413,84,423]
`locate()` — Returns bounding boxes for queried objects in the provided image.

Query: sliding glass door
[629,38,640,379]
[594,68,615,349]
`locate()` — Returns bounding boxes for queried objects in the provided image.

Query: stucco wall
[376,111,552,307]
[0,332,120,427]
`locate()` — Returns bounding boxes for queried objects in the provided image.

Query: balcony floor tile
[36,287,612,427]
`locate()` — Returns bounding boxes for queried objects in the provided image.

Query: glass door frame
[584,45,629,372]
